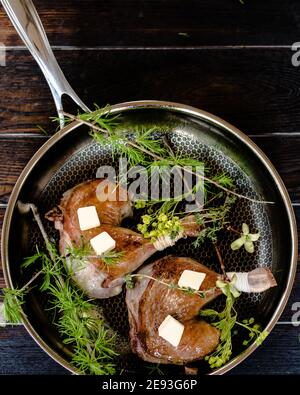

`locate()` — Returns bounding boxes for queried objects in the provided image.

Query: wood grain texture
[0,326,68,375]
[280,263,300,322]
[253,136,300,203]
[0,0,300,375]
[0,324,299,375]
[1,49,300,135]
[0,138,44,204]
[229,325,300,375]
[0,209,4,288]
[1,0,300,47]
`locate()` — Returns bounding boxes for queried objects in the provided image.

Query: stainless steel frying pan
[1,0,298,375]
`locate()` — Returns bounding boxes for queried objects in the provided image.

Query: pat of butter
[178,270,206,291]
[77,206,100,231]
[158,315,184,347]
[90,231,116,256]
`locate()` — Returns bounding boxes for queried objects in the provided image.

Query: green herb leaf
[21,247,42,268]
[248,232,260,242]
[3,242,118,374]
[1,288,27,324]
[244,241,254,253]
[101,250,124,266]
[124,274,135,289]
[230,236,246,250]
[230,223,260,253]
[242,223,249,235]
[201,279,268,370]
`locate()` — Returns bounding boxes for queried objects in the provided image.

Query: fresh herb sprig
[55,106,273,248]
[200,280,239,368]
[230,223,260,253]
[126,271,268,370]
[58,106,274,205]
[66,242,124,267]
[200,278,269,369]
[192,195,237,247]
[1,288,27,324]
[91,126,166,168]
[1,243,118,375]
[137,212,183,243]
[101,250,125,266]
[125,273,216,299]
[238,318,269,346]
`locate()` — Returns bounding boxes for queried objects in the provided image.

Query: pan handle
[1,0,91,127]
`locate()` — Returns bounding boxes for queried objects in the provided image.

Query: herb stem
[213,243,227,278]
[235,321,261,333]
[22,202,56,261]
[226,225,240,235]
[63,111,274,205]
[129,273,216,297]
[17,202,60,291]
[19,269,43,292]
[61,111,109,135]
[61,111,274,204]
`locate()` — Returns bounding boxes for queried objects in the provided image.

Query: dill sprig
[51,104,120,133]
[65,240,124,268]
[21,246,43,269]
[74,104,121,134]
[1,288,27,324]
[101,250,125,266]
[91,126,167,168]
[1,242,118,375]
[58,106,274,205]
[65,242,92,261]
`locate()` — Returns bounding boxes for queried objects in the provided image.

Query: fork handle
[1,0,90,126]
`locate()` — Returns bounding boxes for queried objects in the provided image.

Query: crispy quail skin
[126,256,222,364]
[46,179,202,298]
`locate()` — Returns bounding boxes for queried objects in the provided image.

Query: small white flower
[230,223,260,254]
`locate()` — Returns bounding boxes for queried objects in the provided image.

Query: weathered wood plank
[1,49,300,135]
[0,138,44,204]
[0,323,299,374]
[0,209,5,288]
[0,0,299,47]
[0,326,68,374]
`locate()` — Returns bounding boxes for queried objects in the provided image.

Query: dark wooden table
[0,0,300,375]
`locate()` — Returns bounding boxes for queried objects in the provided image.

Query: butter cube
[90,231,116,256]
[158,315,184,347]
[178,270,206,291]
[77,206,100,231]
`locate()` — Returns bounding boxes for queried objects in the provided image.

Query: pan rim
[1,99,298,375]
